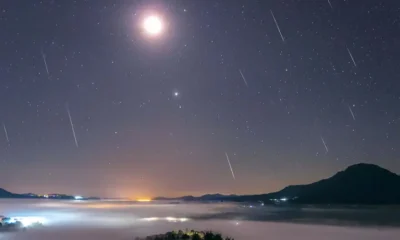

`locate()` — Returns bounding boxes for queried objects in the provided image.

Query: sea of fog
[0,199,399,240]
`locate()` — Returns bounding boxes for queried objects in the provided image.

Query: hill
[155,163,400,204]
[280,163,400,204]
[0,188,99,200]
[0,188,17,198]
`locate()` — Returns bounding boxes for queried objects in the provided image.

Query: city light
[136,198,152,202]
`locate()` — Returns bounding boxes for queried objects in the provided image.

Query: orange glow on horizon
[136,198,152,202]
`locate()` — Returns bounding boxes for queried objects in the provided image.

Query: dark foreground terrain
[135,230,234,240]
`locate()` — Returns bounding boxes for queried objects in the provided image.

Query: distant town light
[74,196,83,200]
[137,198,152,202]
[280,197,288,202]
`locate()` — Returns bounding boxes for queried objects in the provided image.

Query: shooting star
[66,103,79,148]
[346,46,357,67]
[321,136,328,153]
[270,10,285,42]
[225,152,236,180]
[41,49,50,77]
[348,105,356,120]
[239,69,248,87]
[327,0,333,9]
[3,123,9,144]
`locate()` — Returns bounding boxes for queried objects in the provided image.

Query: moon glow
[143,16,163,35]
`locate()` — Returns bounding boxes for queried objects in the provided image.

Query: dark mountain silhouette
[155,195,196,201]
[154,194,239,202]
[155,163,400,204]
[0,188,99,200]
[284,163,400,204]
[0,188,16,198]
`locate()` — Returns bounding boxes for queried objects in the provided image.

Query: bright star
[143,16,163,35]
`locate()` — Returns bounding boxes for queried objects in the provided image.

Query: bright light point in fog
[141,217,189,222]
[143,16,163,35]
[174,91,179,97]
[142,217,159,221]
[12,216,47,227]
[74,195,83,200]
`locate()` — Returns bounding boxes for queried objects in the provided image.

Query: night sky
[1,0,400,199]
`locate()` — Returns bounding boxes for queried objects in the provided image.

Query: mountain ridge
[0,189,99,200]
[155,163,400,204]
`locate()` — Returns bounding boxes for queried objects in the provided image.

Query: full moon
[143,16,163,35]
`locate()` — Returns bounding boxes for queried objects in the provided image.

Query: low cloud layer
[0,200,399,240]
